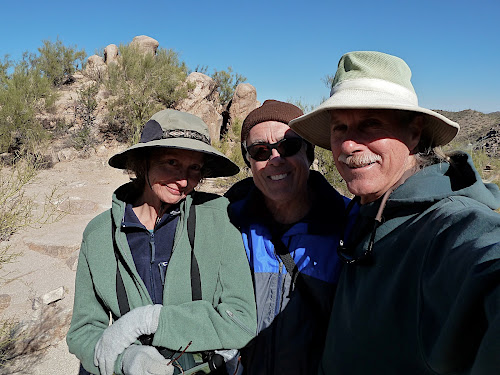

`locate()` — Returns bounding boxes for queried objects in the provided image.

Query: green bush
[73,82,99,150]
[104,44,190,144]
[211,67,246,107]
[32,38,86,87]
[0,55,55,157]
[212,118,251,190]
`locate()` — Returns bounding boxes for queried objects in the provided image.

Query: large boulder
[130,35,159,56]
[85,55,107,80]
[104,44,119,65]
[174,72,223,142]
[229,83,259,124]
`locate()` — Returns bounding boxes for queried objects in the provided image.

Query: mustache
[338,153,382,168]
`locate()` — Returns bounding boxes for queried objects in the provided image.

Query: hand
[122,345,174,375]
[94,304,162,375]
[214,349,238,362]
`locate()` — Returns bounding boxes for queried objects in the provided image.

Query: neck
[265,187,313,225]
[133,190,169,230]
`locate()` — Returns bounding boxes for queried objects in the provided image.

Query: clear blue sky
[1,0,499,113]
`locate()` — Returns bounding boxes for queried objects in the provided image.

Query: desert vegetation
[0,37,499,368]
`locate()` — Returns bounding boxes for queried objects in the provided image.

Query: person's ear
[407,115,424,152]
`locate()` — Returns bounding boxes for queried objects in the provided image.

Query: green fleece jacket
[320,152,500,375]
[66,184,257,374]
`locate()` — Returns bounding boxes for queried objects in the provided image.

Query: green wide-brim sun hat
[108,109,240,178]
[289,51,460,150]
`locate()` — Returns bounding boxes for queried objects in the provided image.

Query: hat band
[331,78,418,106]
[162,129,211,145]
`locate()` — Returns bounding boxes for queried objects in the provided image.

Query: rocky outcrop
[475,124,500,158]
[85,54,107,80]
[174,72,223,142]
[229,83,259,125]
[104,44,119,65]
[130,35,159,55]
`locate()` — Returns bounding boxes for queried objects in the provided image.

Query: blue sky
[1,0,499,113]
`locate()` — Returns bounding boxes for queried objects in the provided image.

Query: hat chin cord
[145,161,168,225]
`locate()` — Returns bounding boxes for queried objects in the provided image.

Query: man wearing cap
[225,100,355,374]
[289,51,500,374]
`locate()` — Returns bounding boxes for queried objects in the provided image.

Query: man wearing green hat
[289,51,500,374]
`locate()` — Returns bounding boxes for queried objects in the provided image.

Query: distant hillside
[434,109,500,143]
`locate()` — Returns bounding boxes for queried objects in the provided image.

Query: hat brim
[108,138,240,177]
[289,94,460,150]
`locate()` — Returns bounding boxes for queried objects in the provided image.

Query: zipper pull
[158,261,168,285]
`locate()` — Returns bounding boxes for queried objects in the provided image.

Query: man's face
[330,109,421,204]
[246,121,310,206]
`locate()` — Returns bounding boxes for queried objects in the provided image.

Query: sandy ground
[1,147,131,374]
[0,146,228,375]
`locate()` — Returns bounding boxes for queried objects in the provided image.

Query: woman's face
[145,148,204,207]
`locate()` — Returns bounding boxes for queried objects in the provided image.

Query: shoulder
[192,191,229,208]
[82,209,112,238]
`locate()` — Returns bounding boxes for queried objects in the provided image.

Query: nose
[337,129,366,155]
[268,148,283,165]
[175,169,189,188]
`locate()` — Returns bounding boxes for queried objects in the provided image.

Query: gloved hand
[214,349,238,362]
[215,349,240,374]
[94,304,163,375]
[122,345,174,375]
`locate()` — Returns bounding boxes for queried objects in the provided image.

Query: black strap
[114,201,203,314]
[271,234,299,289]
[189,202,202,301]
[270,234,319,309]
[113,219,130,316]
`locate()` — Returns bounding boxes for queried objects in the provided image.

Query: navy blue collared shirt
[122,203,180,304]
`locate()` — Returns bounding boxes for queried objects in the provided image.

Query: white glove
[94,304,163,375]
[122,345,174,375]
[215,350,240,375]
[214,349,238,362]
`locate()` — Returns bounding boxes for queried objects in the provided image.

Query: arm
[420,201,500,373]
[66,238,112,374]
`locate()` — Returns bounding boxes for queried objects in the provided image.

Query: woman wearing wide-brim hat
[67,109,257,375]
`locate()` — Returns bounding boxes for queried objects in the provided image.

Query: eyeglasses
[337,219,378,265]
[245,137,303,162]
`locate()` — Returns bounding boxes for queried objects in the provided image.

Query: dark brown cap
[241,100,304,144]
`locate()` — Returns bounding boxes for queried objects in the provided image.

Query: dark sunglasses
[245,137,303,162]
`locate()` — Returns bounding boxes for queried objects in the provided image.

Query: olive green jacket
[67,183,257,374]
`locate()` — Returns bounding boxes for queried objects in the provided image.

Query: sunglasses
[245,137,303,162]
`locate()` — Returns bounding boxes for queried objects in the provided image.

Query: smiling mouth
[346,161,377,169]
[269,173,288,181]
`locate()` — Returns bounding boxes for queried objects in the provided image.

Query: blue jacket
[227,171,354,375]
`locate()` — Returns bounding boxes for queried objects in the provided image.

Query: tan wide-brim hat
[289,51,460,150]
[109,109,240,177]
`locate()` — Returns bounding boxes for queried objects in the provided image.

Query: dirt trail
[0,144,230,375]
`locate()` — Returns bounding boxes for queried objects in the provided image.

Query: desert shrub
[104,44,190,144]
[314,147,350,196]
[0,56,55,158]
[211,67,246,107]
[212,118,251,190]
[32,38,86,86]
[72,82,99,150]
[0,157,65,367]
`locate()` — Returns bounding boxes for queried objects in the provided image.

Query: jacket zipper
[226,310,254,335]
[149,231,157,302]
[274,258,283,317]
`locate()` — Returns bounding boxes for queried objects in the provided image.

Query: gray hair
[394,110,450,169]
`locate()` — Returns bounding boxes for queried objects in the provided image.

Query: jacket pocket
[226,310,255,336]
